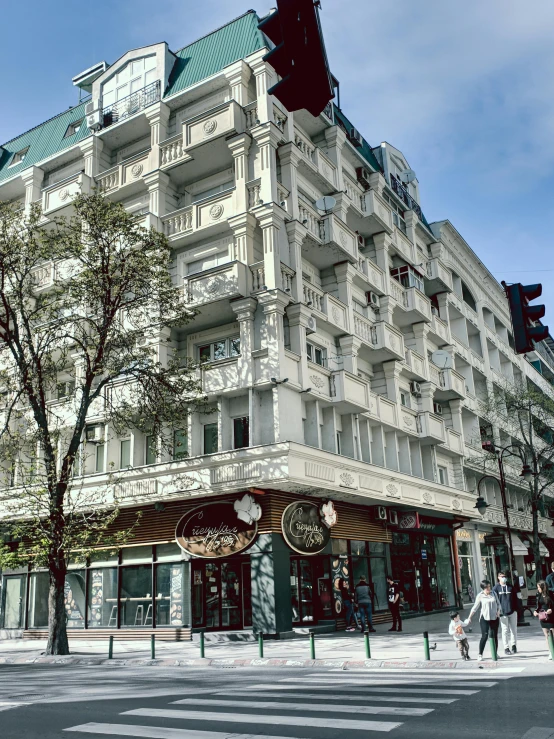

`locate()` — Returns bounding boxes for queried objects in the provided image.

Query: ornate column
[257,207,284,291]
[338,335,362,375]
[412,323,430,370]
[373,232,390,275]
[449,398,463,435]
[419,381,435,414]
[334,262,355,335]
[20,166,44,214]
[224,60,252,106]
[249,52,275,124]
[323,125,346,190]
[227,133,252,214]
[251,122,281,205]
[143,170,170,223]
[229,211,257,265]
[145,102,170,171]
[79,136,104,178]
[278,143,302,221]
[286,302,313,388]
[285,220,305,303]
[231,297,257,388]
[383,360,402,403]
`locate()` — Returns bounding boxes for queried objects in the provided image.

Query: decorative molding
[210,462,261,484]
[422,491,435,505]
[58,188,70,202]
[339,472,356,488]
[385,483,401,499]
[203,119,218,136]
[309,374,325,389]
[209,203,224,220]
[131,163,144,178]
[305,461,335,482]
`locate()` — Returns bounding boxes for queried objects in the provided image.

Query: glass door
[2,575,25,629]
[205,562,221,629]
[191,559,251,630]
[221,562,241,629]
[290,558,314,624]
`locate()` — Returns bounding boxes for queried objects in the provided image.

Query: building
[1,10,553,638]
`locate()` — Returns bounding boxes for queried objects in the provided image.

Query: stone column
[79,136,104,178]
[20,166,44,215]
[278,143,302,221]
[334,262,355,334]
[373,232,391,275]
[224,60,252,106]
[229,211,257,265]
[383,360,402,403]
[251,122,282,205]
[231,297,257,388]
[449,398,463,435]
[143,170,170,224]
[145,102,170,171]
[250,533,293,636]
[420,381,435,413]
[323,125,347,189]
[286,302,313,388]
[257,208,284,291]
[285,221,304,303]
[227,133,252,214]
[338,335,362,375]
[249,52,275,124]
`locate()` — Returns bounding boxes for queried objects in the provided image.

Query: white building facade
[1,10,552,637]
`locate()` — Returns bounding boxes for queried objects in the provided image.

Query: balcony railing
[389,175,423,220]
[102,80,161,128]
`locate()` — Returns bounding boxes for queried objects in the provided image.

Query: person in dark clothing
[354,576,376,632]
[493,571,518,655]
[339,579,358,632]
[386,575,402,632]
[534,580,554,659]
[546,562,554,597]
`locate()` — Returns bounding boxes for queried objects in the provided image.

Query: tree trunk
[45,563,69,655]
[531,499,542,582]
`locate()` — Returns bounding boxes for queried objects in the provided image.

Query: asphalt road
[1,663,554,739]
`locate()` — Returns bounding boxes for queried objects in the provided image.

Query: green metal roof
[0,11,266,187]
[165,10,265,98]
[333,105,382,174]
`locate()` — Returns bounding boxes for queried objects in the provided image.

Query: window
[437,466,448,486]
[173,429,188,460]
[400,391,410,408]
[203,423,218,454]
[64,120,83,138]
[383,193,406,234]
[233,417,249,449]
[120,439,131,469]
[336,432,342,455]
[145,435,157,465]
[56,380,75,400]
[306,342,326,366]
[95,444,105,473]
[198,337,240,363]
[390,265,424,293]
[9,147,29,167]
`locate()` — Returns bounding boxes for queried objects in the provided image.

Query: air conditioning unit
[372,505,387,521]
[433,402,443,415]
[367,291,380,308]
[86,425,104,444]
[85,100,95,116]
[357,234,365,248]
[86,109,102,132]
[356,166,371,189]
[388,509,399,526]
[410,381,422,396]
[306,316,317,335]
[349,127,363,147]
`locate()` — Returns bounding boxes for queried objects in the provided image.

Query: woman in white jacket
[468,580,502,661]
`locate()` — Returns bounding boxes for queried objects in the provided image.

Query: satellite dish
[315,196,337,213]
[431,350,452,369]
[400,169,416,184]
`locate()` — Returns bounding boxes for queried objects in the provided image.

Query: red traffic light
[502,282,549,354]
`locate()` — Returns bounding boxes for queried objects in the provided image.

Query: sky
[1,0,553,315]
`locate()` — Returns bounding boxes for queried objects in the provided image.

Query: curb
[0,655,502,669]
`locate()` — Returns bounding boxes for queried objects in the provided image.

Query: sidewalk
[1,610,551,669]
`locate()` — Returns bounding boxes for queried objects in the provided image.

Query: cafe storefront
[0,491,459,637]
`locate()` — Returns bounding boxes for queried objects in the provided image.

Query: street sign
[484,533,506,547]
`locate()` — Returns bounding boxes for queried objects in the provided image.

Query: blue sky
[1,0,553,316]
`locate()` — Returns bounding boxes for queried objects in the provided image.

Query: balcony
[428,312,451,345]
[96,149,151,196]
[353,314,405,362]
[299,201,357,269]
[301,280,348,335]
[435,367,466,400]
[330,370,371,413]
[293,128,337,192]
[403,348,427,381]
[425,258,453,293]
[251,261,297,294]
[389,278,432,326]
[201,358,240,394]
[102,80,161,129]
[417,411,446,445]
[354,255,385,295]
[42,172,92,216]
[162,190,235,245]
[389,227,416,264]
[185,261,248,307]
[389,174,423,220]
[440,428,464,456]
[319,212,357,263]
[361,189,393,235]
[365,394,398,429]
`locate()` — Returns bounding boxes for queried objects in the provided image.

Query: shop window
[370,553,388,611]
[233,416,249,449]
[145,434,157,465]
[120,565,153,627]
[203,423,218,454]
[435,536,455,608]
[95,443,105,473]
[121,545,152,564]
[64,571,86,627]
[437,466,448,486]
[198,337,240,363]
[27,572,49,628]
[156,543,182,562]
[173,429,188,460]
[87,567,118,628]
[155,562,184,626]
[120,439,131,469]
[332,539,348,555]
[350,540,367,556]
[306,341,326,366]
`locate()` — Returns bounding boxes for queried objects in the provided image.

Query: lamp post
[479,442,532,626]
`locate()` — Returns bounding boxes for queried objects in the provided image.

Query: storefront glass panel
[155,563,184,627]
[457,540,476,603]
[64,570,86,628]
[120,565,153,627]
[370,555,387,611]
[88,567,118,628]
[480,543,496,583]
[27,572,49,628]
[205,562,220,628]
[221,562,241,628]
[435,537,455,609]
[3,575,25,629]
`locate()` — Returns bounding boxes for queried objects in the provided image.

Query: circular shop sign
[175,501,258,558]
[281,501,331,555]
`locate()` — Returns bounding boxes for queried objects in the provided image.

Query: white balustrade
[160,136,185,166]
[294,129,316,162]
[247,179,261,210]
[244,102,259,129]
[298,199,322,239]
[280,263,295,293]
[163,206,193,236]
[273,105,287,131]
[302,280,324,312]
[97,168,119,192]
[250,261,266,292]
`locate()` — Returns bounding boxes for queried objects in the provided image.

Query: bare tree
[0,194,207,654]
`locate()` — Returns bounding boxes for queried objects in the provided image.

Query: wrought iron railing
[390,175,423,220]
[102,80,161,128]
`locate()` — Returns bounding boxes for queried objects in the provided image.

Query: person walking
[354,576,376,633]
[546,562,554,598]
[493,571,518,655]
[339,578,358,632]
[468,580,502,661]
[449,610,471,660]
[533,580,554,659]
[386,575,402,632]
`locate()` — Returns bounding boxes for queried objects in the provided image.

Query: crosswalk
[64,668,519,737]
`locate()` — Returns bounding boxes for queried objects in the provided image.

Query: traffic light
[258,0,334,117]
[502,281,549,354]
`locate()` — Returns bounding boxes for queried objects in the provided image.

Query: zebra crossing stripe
[171,697,432,716]
[63,724,308,738]
[278,679,479,695]
[123,708,402,732]
[216,690,458,704]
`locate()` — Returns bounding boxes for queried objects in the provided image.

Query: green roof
[0,11,266,187]
[333,106,382,174]
[165,11,265,97]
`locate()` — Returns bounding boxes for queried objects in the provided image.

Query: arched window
[461,281,477,312]
[102,56,157,110]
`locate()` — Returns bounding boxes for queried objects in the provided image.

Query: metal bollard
[151,634,155,660]
[309,631,316,660]
[423,631,431,661]
[364,629,371,659]
[489,636,498,661]
[108,635,114,660]
[548,631,554,661]
[200,630,205,659]
[258,632,264,659]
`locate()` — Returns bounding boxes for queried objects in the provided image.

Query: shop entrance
[191,559,252,630]
[290,557,333,625]
[1,575,25,629]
